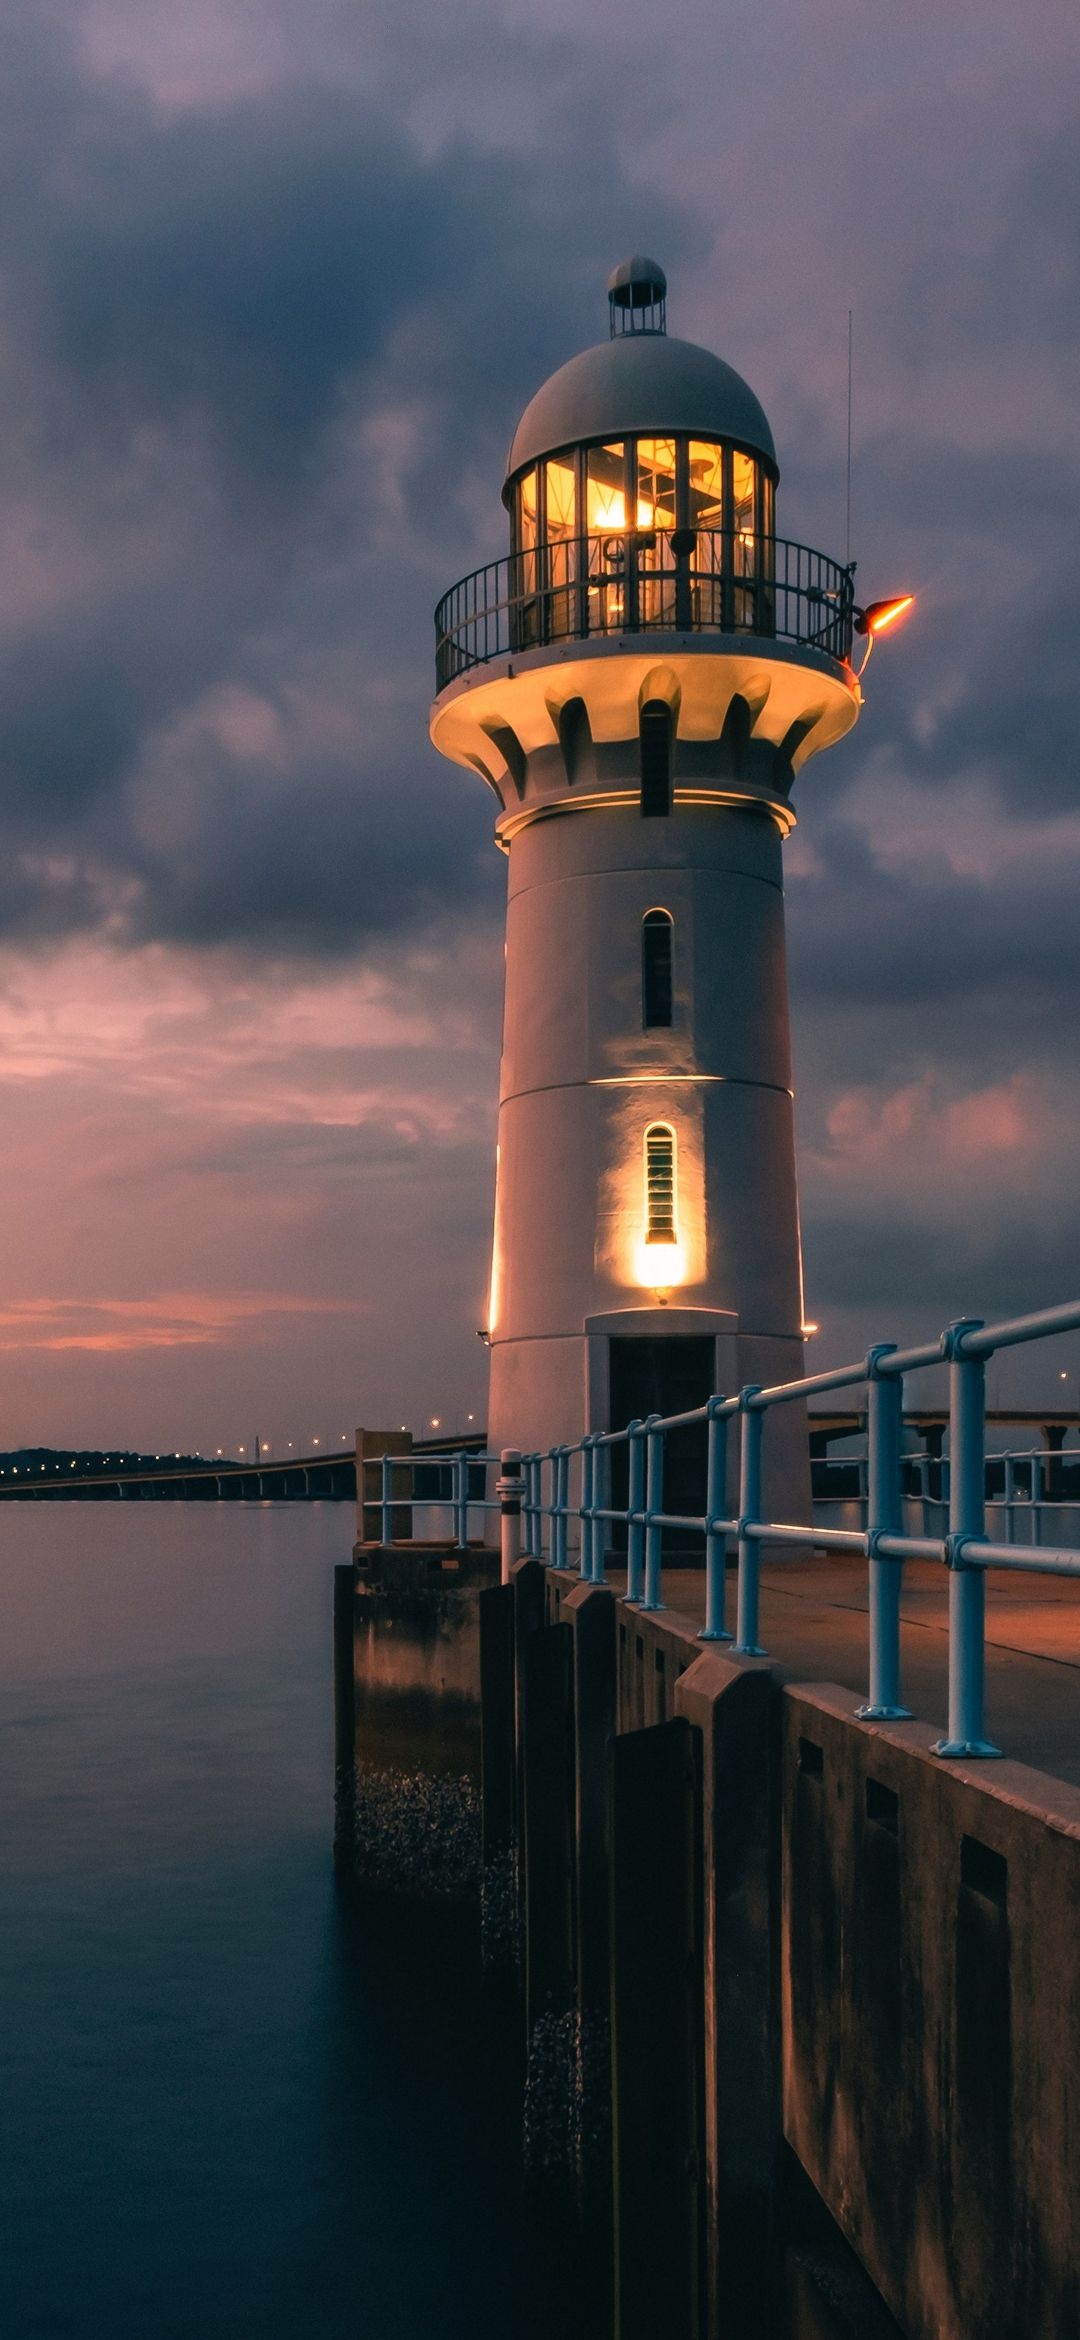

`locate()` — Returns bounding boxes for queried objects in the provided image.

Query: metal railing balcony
[434,531,855,691]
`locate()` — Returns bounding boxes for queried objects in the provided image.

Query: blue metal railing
[815,1444,1071,1538]
[358,1449,500,1548]
[361,1301,1080,1759]
[517,1300,1080,1761]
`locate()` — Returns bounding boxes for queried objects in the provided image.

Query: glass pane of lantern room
[732,451,758,632]
[545,456,578,642]
[513,468,539,649]
[635,437,677,628]
[757,471,776,633]
[688,441,724,625]
[585,443,626,633]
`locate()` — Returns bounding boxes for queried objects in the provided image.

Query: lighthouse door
[608,1336,712,1559]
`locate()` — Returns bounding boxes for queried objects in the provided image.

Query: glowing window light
[687,440,723,530]
[544,458,576,536]
[586,441,626,533]
[645,1124,676,1240]
[635,437,677,530]
[635,1123,686,1291]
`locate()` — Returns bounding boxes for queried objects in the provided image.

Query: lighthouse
[431,260,863,1512]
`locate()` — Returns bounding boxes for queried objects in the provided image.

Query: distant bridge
[807,1406,1080,1454]
[0,1432,487,1501]
[3,1413,1074,1500]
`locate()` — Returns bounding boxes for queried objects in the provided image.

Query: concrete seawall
[338,1550,1080,2338]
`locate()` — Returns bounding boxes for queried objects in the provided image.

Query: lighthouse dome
[504,319,776,494]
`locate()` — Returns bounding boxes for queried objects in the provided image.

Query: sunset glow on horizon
[0,0,1073,1444]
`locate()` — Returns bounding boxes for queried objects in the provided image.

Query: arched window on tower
[639,699,672,816]
[641,910,674,1028]
[644,1123,677,1245]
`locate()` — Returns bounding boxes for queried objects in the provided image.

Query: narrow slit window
[642,910,674,1028]
[644,1124,677,1242]
[639,699,672,816]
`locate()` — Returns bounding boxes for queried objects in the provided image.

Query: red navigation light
[854,594,916,638]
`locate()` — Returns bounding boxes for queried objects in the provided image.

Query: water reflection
[0,1504,898,2340]
[0,1506,593,2340]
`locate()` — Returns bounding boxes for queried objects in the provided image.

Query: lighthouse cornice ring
[493,783,797,848]
[430,635,857,806]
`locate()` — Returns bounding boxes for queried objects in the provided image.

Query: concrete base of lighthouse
[490,1304,810,1545]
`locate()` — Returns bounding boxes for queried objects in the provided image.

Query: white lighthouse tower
[431,261,862,1510]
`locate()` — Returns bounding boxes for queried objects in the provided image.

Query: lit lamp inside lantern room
[430,256,913,1517]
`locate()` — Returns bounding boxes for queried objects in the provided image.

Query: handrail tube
[753,1361,869,1407]
[966,1543,1080,1576]
[875,1534,945,1562]
[875,1341,941,1377]
[361,1492,500,1511]
[642,1400,711,1432]
[743,1522,866,1552]
[954,1299,1080,1360]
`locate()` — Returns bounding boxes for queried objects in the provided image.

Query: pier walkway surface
[615,1556,1080,1788]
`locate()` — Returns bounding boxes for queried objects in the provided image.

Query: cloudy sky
[0,0,1077,1448]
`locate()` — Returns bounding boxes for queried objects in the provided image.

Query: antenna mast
[845,308,853,567]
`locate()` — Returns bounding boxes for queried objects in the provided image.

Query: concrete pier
[337,1540,498,1895]
[340,1547,1080,2336]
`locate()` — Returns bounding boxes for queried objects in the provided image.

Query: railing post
[1032,1451,1043,1546]
[497,1448,524,1586]
[733,1389,765,1656]
[857,1348,911,1720]
[935,1321,1000,1758]
[592,1439,609,1585]
[625,1420,646,1604]
[643,1415,664,1611]
[523,1441,535,1553]
[552,1447,568,1571]
[1003,1453,1015,1544]
[700,1398,732,1643]
[580,1436,595,1579]
[454,1450,469,1551]
[532,1450,549,1563]
[380,1452,393,1546]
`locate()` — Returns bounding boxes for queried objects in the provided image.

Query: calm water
[0,1505,591,2340]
